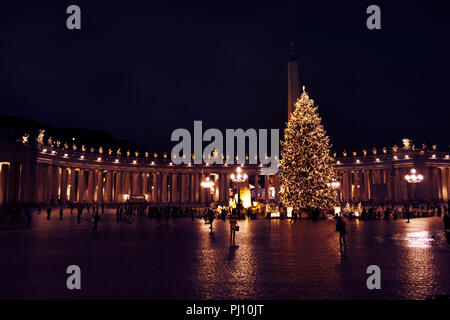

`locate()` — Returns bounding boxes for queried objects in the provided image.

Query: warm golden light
[201,176,214,189]
[404,168,423,184]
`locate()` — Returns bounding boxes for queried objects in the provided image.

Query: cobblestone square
[1,210,449,300]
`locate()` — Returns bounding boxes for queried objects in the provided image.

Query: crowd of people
[1,199,450,245]
[344,203,448,221]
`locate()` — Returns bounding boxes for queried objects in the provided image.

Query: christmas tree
[280,86,338,210]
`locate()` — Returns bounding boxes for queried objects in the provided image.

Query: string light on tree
[280,86,338,210]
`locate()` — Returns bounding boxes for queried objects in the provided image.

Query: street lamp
[201,176,215,194]
[328,180,342,206]
[230,166,247,204]
[328,181,341,189]
[404,168,423,201]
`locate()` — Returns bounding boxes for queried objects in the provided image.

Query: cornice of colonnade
[33,148,265,174]
[333,149,450,171]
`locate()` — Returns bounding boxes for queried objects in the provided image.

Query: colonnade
[30,164,237,204]
[337,166,450,204]
[0,158,277,205]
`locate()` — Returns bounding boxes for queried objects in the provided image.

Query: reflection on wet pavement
[0,210,449,300]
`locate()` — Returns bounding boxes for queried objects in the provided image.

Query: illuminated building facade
[333,148,450,205]
[0,137,279,206]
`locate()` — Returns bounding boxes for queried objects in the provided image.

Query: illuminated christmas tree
[280,86,338,210]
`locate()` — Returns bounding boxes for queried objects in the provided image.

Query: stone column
[60,167,68,202]
[194,174,200,203]
[78,169,85,202]
[200,174,206,204]
[33,164,41,202]
[421,167,432,202]
[142,172,147,195]
[162,173,168,202]
[400,168,408,202]
[129,172,135,195]
[395,168,400,202]
[214,175,220,202]
[87,170,95,203]
[190,174,195,203]
[341,171,347,202]
[255,174,259,201]
[0,164,7,204]
[19,160,36,203]
[264,175,269,203]
[50,166,59,203]
[430,168,439,201]
[68,168,75,202]
[438,168,447,202]
[122,171,128,195]
[363,171,370,201]
[386,169,393,202]
[355,171,361,202]
[121,172,127,196]
[171,173,178,203]
[105,171,112,202]
[447,168,450,203]
[180,174,186,203]
[114,172,120,202]
[0,164,10,203]
[96,170,103,202]
[152,172,158,202]
[219,174,225,203]
[4,163,12,203]
[347,171,353,203]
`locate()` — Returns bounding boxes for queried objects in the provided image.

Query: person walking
[46,207,51,220]
[384,207,390,221]
[336,216,347,245]
[116,206,120,223]
[230,209,238,243]
[93,211,100,230]
[208,208,214,231]
[406,207,411,223]
[59,207,63,220]
[290,210,296,224]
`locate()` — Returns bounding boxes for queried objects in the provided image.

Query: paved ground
[1,209,450,300]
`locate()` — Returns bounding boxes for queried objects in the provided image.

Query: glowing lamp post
[329,181,341,189]
[404,168,423,201]
[327,180,341,202]
[230,166,247,203]
[201,176,215,194]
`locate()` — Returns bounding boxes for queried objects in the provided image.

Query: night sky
[1,0,449,153]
